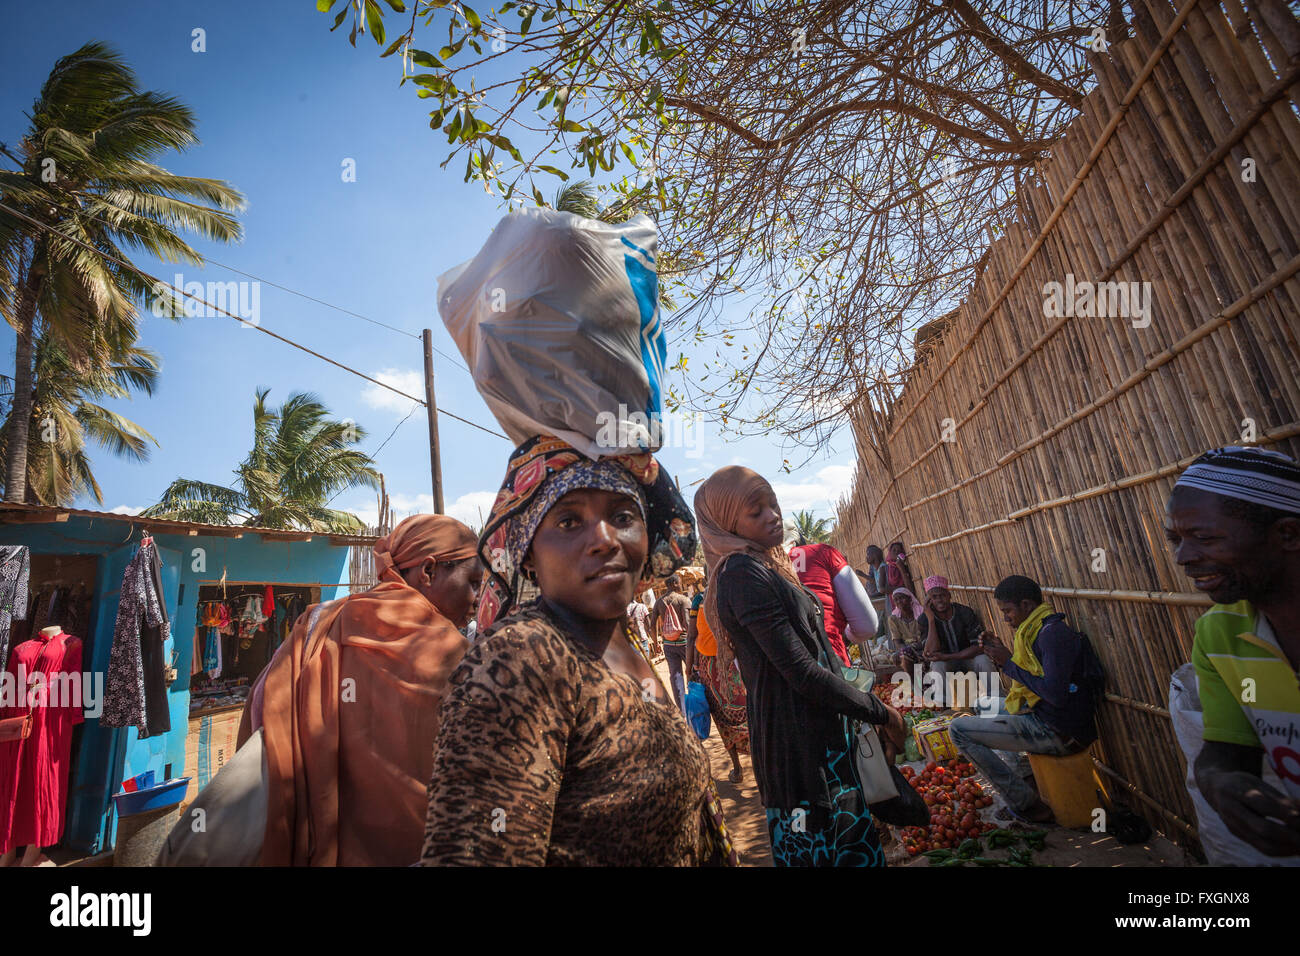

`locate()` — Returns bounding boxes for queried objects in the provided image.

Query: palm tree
[0,325,159,505]
[0,41,245,502]
[143,388,381,533]
[792,509,833,544]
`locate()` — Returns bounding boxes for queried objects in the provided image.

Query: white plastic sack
[156,729,267,867]
[1168,663,1298,866]
[437,208,668,459]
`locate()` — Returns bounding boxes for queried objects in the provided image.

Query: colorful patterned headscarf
[476,435,697,631]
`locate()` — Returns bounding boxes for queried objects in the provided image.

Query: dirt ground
[882,753,1197,868]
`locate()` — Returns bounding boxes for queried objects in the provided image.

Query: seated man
[1167,446,1300,859]
[921,575,997,707]
[948,574,1103,824]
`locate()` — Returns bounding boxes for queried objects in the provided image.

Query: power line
[26,193,474,373]
[0,200,506,440]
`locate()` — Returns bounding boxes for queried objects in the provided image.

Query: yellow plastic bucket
[1027,748,1108,828]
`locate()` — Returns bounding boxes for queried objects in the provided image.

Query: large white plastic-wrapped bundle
[437,208,668,459]
[1168,664,1297,866]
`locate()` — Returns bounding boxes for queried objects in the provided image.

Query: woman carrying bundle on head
[695,466,908,867]
[419,436,737,867]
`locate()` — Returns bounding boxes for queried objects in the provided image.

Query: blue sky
[1,0,859,532]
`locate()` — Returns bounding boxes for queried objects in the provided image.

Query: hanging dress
[0,546,30,672]
[0,630,83,852]
[101,540,172,738]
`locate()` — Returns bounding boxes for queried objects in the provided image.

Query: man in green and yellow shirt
[1168,446,1300,858]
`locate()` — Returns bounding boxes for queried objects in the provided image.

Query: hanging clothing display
[0,546,30,672]
[0,630,84,853]
[102,539,172,738]
[204,626,222,678]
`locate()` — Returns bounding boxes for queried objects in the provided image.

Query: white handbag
[853,722,900,804]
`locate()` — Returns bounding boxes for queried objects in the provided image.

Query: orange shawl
[257,570,469,866]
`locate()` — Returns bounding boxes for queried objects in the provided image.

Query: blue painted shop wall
[1,515,352,852]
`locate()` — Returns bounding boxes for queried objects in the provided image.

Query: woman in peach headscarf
[239,513,482,866]
[696,466,906,867]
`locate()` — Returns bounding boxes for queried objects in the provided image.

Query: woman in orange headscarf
[239,513,482,866]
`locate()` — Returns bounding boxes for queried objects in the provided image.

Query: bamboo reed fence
[833,0,1300,854]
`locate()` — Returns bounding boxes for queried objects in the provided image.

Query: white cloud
[771,463,855,518]
[445,491,498,530]
[107,504,144,516]
[340,489,498,534]
[360,368,424,414]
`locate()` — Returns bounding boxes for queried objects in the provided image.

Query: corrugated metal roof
[0,503,377,546]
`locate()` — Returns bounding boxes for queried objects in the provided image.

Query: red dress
[789,543,852,667]
[0,631,83,852]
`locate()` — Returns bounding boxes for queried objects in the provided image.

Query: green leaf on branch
[486,134,523,162]
[380,36,406,57]
[536,164,569,180]
[410,48,444,68]
[330,6,349,30]
[383,0,406,11]
[412,73,449,93]
[559,119,584,133]
[462,4,482,31]
[532,183,545,205]
[363,0,386,45]
[316,0,336,12]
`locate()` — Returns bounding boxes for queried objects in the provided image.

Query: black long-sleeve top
[715,554,890,810]
[1001,613,1099,744]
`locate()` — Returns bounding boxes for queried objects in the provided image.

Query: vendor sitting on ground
[920,575,997,707]
[948,574,1103,824]
[1166,446,1300,858]
[887,586,929,666]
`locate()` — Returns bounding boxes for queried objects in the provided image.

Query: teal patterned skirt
[764,732,885,867]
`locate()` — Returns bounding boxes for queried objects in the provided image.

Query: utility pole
[422,329,445,514]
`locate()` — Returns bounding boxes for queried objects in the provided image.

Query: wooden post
[422,329,445,514]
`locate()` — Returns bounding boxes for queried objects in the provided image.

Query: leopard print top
[420,604,715,866]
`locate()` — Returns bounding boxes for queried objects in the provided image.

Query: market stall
[182,581,315,808]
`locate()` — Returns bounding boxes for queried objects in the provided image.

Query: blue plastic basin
[112,777,192,817]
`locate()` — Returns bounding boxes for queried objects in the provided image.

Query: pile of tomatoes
[897,759,997,856]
